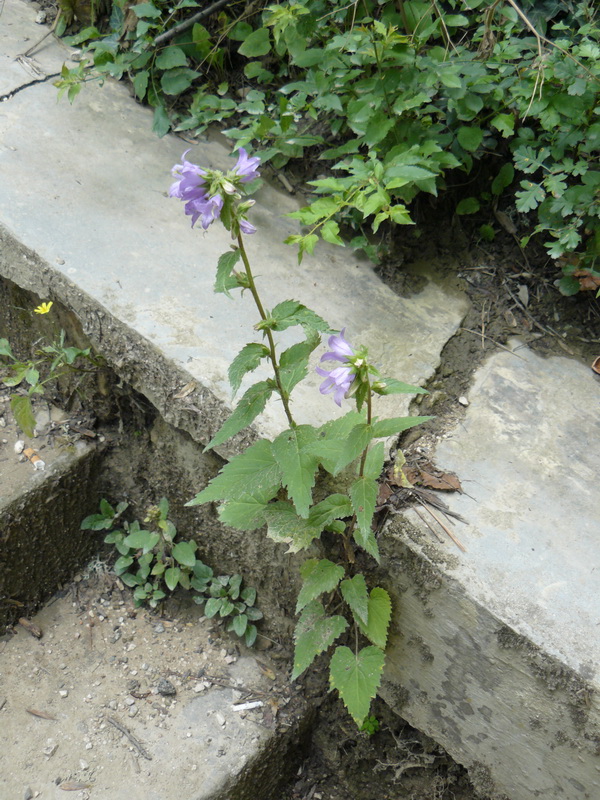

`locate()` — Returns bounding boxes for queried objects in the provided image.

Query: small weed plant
[165,146,430,727]
[56,0,599,290]
[81,497,262,646]
[0,302,100,436]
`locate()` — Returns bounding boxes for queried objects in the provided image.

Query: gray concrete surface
[0,0,467,449]
[1,3,600,799]
[380,341,600,800]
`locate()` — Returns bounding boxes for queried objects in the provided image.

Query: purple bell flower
[316,328,356,406]
[232,148,261,183]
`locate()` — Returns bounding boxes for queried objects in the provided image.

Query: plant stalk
[236,233,296,428]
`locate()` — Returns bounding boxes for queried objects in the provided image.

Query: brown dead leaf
[173,381,197,400]
[18,617,42,639]
[26,708,56,720]
[592,357,600,375]
[404,463,462,492]
[59,782,92,791]
[573,270,600,292]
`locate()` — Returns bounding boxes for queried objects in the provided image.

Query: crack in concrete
[1,60,59,102]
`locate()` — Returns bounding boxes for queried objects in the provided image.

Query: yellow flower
[34,301,53,314]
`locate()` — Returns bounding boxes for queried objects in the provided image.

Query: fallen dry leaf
[573,269,600,292]
[173,381,197,400]
[18,617,42,639]
[59,782,92,791]
[592,357,600,375]
[404,463,462,492]
[26,708,56,720]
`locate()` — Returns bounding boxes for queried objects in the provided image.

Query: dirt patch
[0,569,306,800]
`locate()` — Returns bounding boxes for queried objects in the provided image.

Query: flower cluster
[170,148,260,235]
[316,329,356,406]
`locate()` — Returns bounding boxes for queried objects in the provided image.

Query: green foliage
[58,0,600,282]
[360,715,380,736]
[82,498,261,646]
[0,320,99,437]
[329,645,386,727]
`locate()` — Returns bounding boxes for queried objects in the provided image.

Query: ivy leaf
[10,396,36,437]
[262,501,321,552]
[172,540,197,567]
[296,558,345,614]
[215,249,241,297]
[122,529,160,553]
[187,439,282,505]
[491,114,514,138]
[491,163,514,196]
[160,67,199,95]
[217,493,270,531]
[292,600,348,680]
[456,197,480,215]
[152,105,171,137]
[164,566,181,591]
[350,475,378,545]
[329,645,385,726]
[271,425,319,518]
[356,587,392,650]
[371,416,430,438]
[340,574,369,627]
[0,338,14,358]
[238,27,271,57]
[205,381,273,450]
[372,377,427,396]
[155,47,188,69]
[229,343,270,396]
[457,126,484,152]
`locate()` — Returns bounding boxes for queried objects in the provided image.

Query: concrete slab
[380,341,600,800]
[0,0,468,456]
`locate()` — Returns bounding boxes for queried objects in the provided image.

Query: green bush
[57,0,600,285]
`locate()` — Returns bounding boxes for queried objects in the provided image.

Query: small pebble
[85,743,93,750]
[59,689,68,698]
[24,788,33,800]
[156,678,176,696]
[153,623,165,634]
[215,712,226,727]
[458,396,469,406]
[35,10,47,23]
[128,706,138,718]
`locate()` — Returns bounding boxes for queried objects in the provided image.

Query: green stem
[358,375,373,479]
[236,233,296,429]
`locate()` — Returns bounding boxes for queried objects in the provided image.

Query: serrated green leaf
[164,566,181,591]
[303,411,366,473]
[308,494,353,529]
[357,587,392,650]
[515,181,546,213]
[335,423,373,474]
[350,476,378,545]
[329,645,385,726]
[123,529,160,553]
[218,493,270,531]
[292,600,348,680]
[187,439,282,505]
[228,343,270,397]
[272,425,319,518]
[10,395,36,437]
[363,442,385,480]
[215,249,241,297]
[172,540,197,567]
[372,378,427,396]
[371,416,430,438]
[270,301,330,333]
[205,381,273,450]
[296,558,345,613]
[340,574,369,628]
[262,501,321,552]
